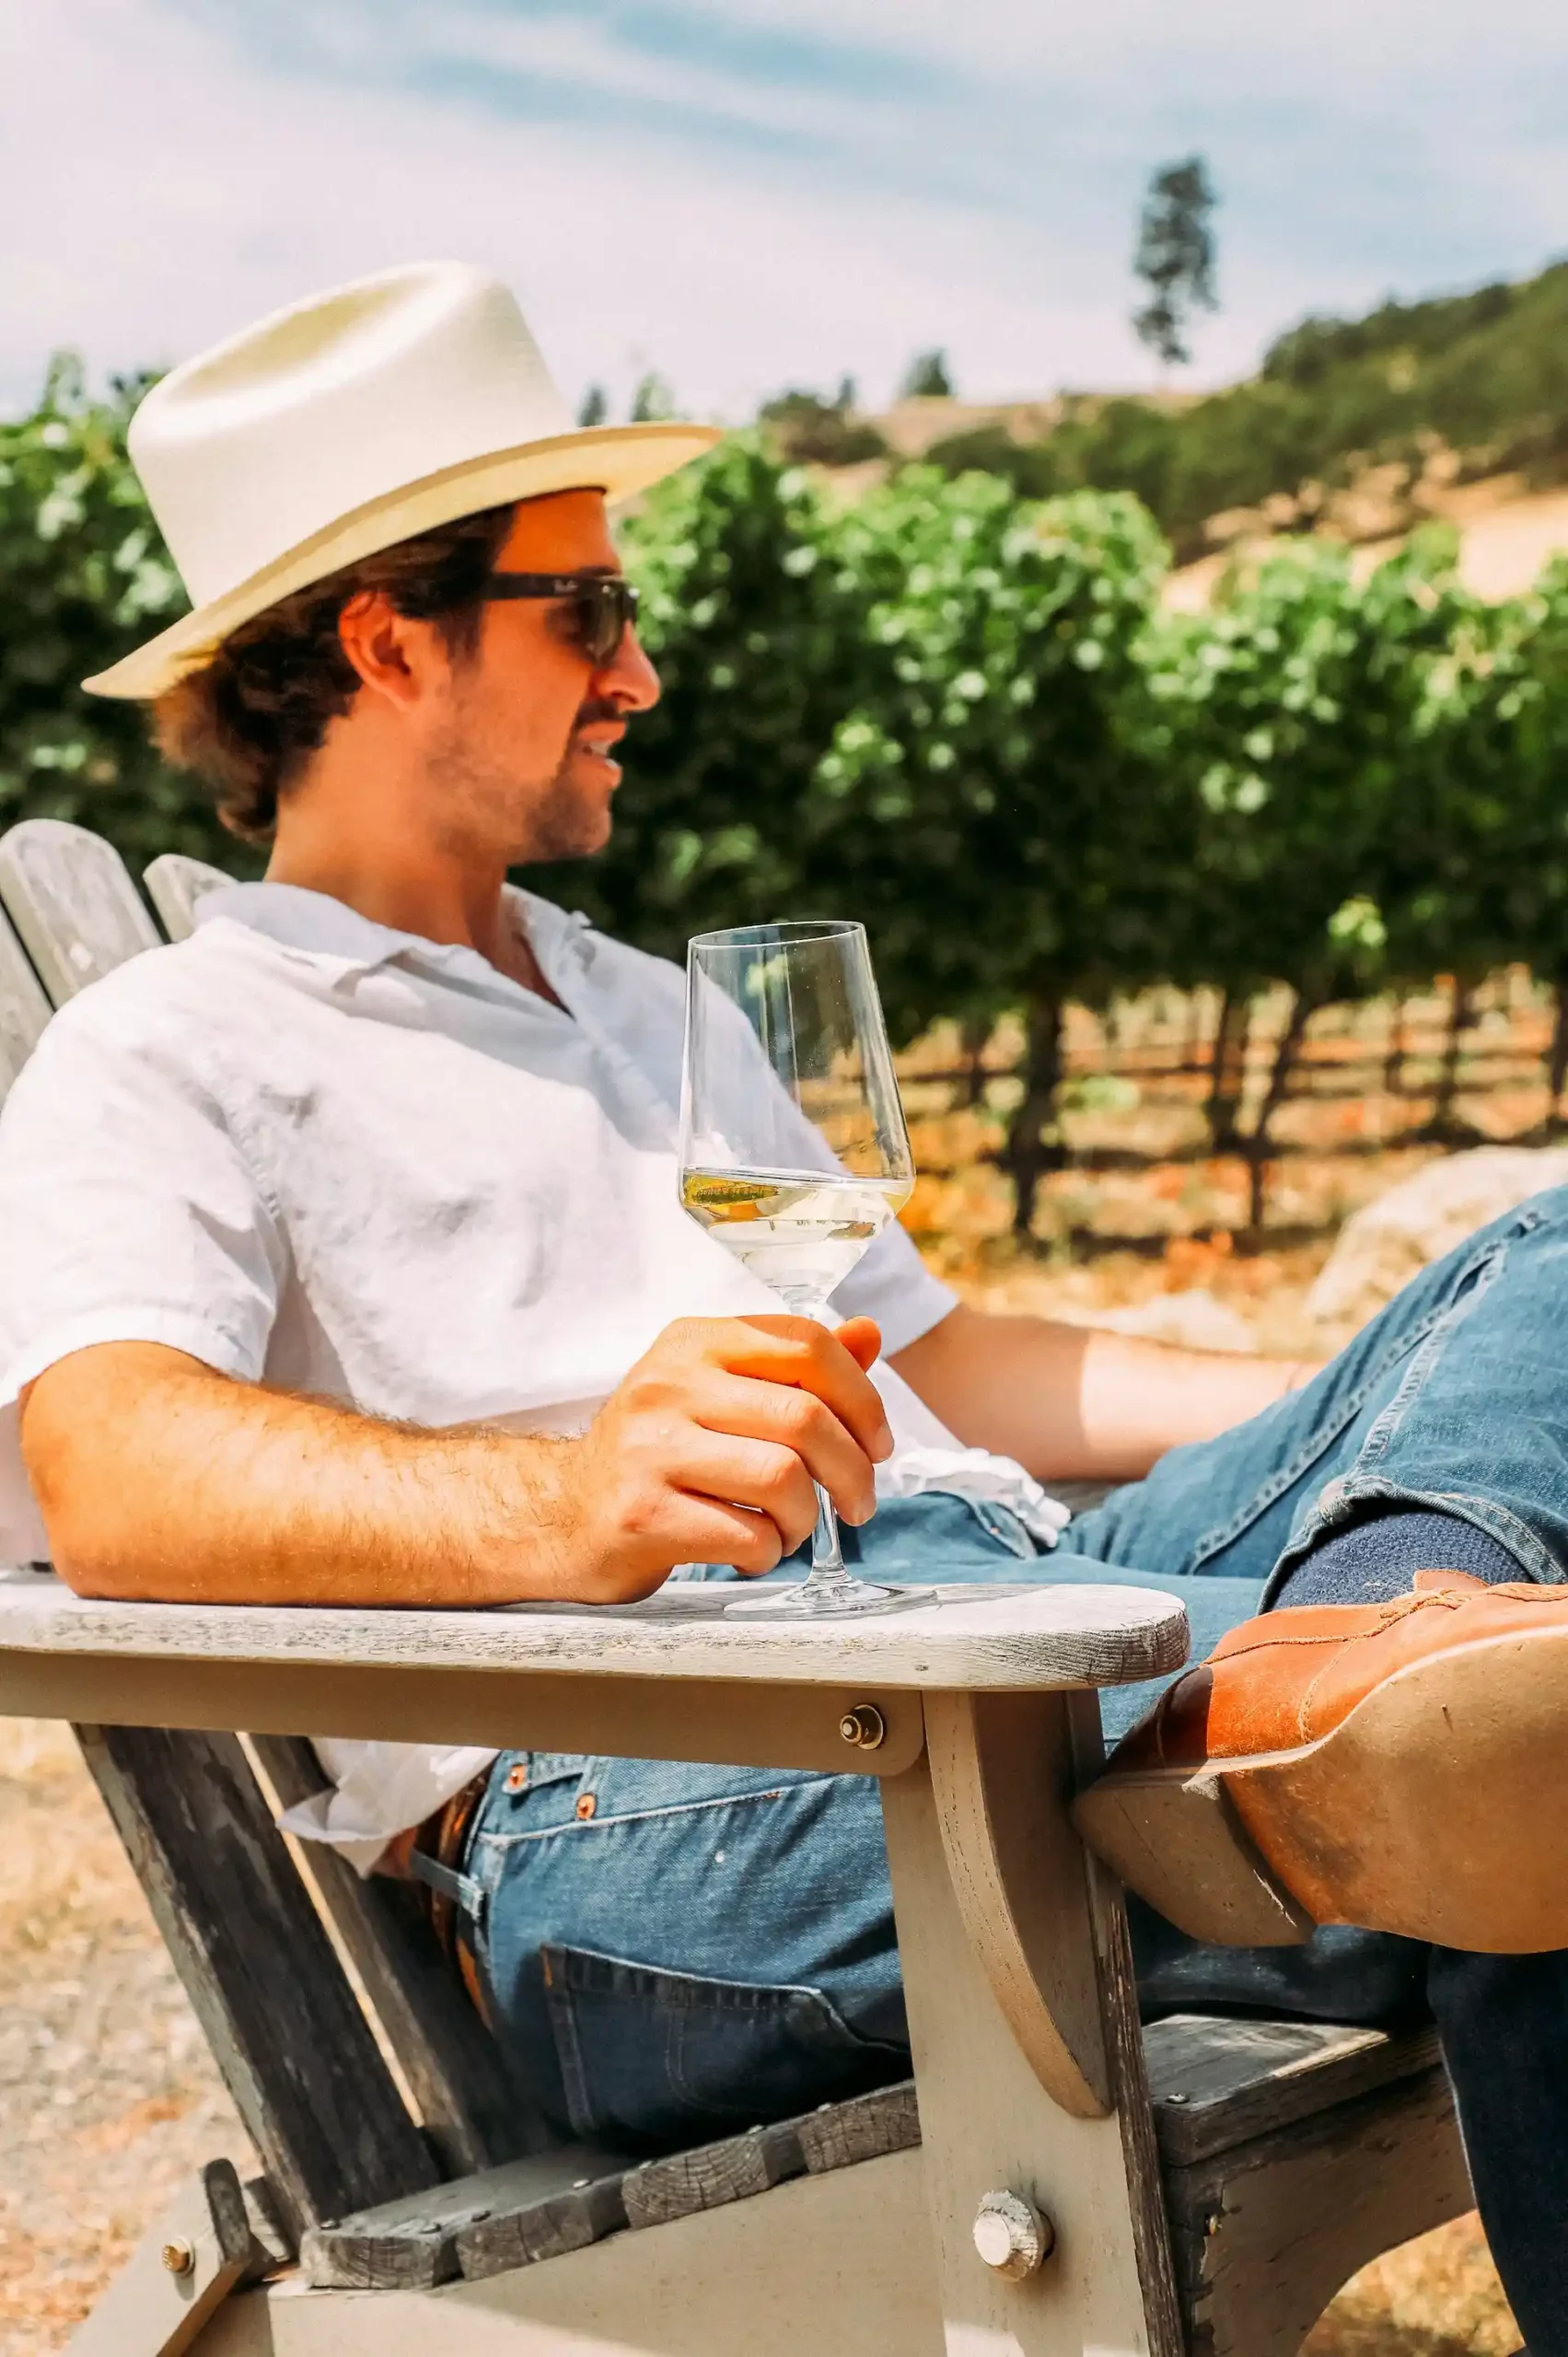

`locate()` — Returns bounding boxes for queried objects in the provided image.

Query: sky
[2,0,1566,423]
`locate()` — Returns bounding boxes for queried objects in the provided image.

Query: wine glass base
[724,1579,933,1620]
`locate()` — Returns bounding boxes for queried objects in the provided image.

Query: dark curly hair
[151,502,517,841]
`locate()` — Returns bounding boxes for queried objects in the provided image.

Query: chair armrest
[0,1567,1187,1776]
[0,1565,1184,1689]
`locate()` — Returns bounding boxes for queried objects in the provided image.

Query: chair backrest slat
[144,852,238,943]
[254,1736,545,2174]
[80,1724,438,2241]
[0,901,52,1106]
[0,819,158,1000]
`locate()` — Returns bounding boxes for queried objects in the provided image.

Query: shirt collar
[195,880,589,997]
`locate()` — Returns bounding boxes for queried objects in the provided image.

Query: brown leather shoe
[1073,1571,1568,1954]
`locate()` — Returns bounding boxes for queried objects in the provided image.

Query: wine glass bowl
[679,921,925,1619]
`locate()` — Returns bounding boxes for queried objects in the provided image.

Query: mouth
[574,721,626,783]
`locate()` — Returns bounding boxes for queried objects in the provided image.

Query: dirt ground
[0,981,1543,2351]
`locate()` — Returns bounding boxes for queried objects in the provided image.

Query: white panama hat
[85,260,721,701]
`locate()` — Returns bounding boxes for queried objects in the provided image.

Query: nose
[597,623,660,714]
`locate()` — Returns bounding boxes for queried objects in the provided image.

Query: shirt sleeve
[0,985,285,1559]
[829,1214,958,1355]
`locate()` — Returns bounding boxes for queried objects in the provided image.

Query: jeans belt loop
[406,1847,488,1927]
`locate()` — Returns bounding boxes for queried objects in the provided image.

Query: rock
[1308,1147,1568,1329]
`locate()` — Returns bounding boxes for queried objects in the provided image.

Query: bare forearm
[21,1343,571,1607]
[22,1318,893,1610]
[890,1303,1319,1483]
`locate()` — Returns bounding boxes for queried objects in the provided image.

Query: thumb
[831,1316,883,1373]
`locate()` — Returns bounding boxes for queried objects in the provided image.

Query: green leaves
[8,364,1568,1212]
[0,359,247,874]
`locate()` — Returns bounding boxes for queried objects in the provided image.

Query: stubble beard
[518,749,614,864]
[429,707,618,866]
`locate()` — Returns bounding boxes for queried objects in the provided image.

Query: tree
[0,355,245,879]
[576,384,610,427]
[630,370,677,423]
[804,470,1176,1233]
[758,387,887,468]
[1132,156,1219,370]
[547,435,860,954]
[900,350,954,400]
[1144,529,1469,1213]
[1376,553,1568,1132]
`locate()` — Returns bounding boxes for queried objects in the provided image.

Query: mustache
[572,698,624,735]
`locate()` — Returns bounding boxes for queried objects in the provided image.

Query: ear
[336,591,450,711]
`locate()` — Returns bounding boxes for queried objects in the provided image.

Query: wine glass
[679,920,925,1619]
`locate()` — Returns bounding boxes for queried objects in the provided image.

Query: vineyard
[6,366,1568,1239]
[2,353,1553,2357]
[895,967,1560,1257]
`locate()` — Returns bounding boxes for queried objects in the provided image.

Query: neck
[261,724,565,1004]
[266,826,513,964]
[264,730,515,967]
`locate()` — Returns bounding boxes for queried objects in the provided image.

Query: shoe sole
[1074,1629,1568,1954]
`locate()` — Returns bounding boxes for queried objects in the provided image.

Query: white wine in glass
[679,920,925,1619]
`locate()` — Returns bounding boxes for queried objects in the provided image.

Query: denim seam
[1353,1243,1506,1476]
[541,1960,597,2140]
[1185,1376,1378,1567]
[1183,1222,1528,1572]
[554,1948,847,2014]
[470,1779,828,1852]
[1263,1480,1562,1601]
[547,1942,902,2051]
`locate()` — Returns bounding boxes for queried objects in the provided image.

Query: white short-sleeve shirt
[0,882,979,1862]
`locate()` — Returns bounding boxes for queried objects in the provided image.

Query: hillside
[862,259,1568,568]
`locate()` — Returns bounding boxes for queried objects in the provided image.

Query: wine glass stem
[807,1482,851,1592]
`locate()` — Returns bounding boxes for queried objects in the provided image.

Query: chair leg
[881,1689,1182,2357]
[67,2160,262,2357]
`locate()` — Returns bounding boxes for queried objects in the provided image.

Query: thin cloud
[1,0,1564,423]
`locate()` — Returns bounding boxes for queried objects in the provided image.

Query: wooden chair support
[78,1724,438,2242]
[0,819,1481,2356]
[143,852,238,942]
[883,1689,1186,2355]
[925,1688,1112,2117]
[1148,2016,1472,2357]
[64,2158,275,2357]
[0,816,159,997]
[251,1735,549,2177]
[0,897,50,1097]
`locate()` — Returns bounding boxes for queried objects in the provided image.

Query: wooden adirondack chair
[0,818,1477,2357]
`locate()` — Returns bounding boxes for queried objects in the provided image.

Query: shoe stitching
[1211,1588,1463,1667]
[1206,1585,1551,1743]
[1147,1586,1548,1761]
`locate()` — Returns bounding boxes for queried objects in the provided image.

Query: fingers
[697,1316,894,1464]
[579,1316,900,1601]
[657,1423,826,1551]
[677,1373,877,1525]
[661,1493,785,1577]
[830,1317,883,1374]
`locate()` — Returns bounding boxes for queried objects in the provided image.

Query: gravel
[0,1720,250,2354]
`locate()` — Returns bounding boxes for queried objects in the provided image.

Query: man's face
[425,489,659,866]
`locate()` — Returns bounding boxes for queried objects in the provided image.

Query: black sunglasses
[479,572,639,667]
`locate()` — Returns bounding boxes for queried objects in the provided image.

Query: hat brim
[84,419,722,701]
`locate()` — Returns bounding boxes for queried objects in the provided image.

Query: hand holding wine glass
[679,920,925,1619]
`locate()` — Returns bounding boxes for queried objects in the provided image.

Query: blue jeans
[467,1187,1568,2344]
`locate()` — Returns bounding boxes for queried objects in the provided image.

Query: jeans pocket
[541,1941,907,2154]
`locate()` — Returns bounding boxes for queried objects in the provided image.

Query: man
[0,262,1560,2343]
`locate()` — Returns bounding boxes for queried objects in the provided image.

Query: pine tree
[1132,157,1220,369]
